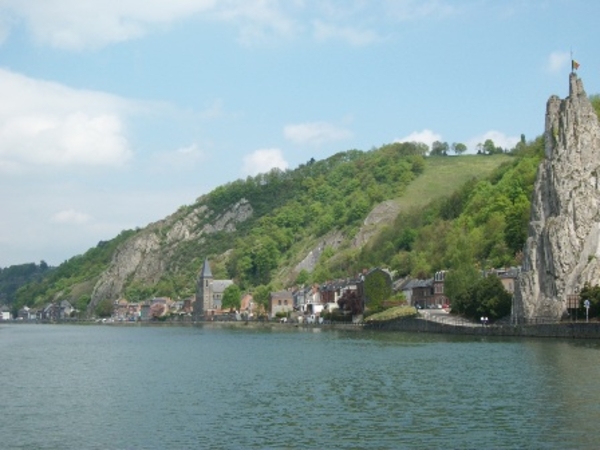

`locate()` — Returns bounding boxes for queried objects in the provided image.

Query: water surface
[2,324,598,449]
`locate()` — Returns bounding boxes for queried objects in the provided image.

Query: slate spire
[201,257,213,279]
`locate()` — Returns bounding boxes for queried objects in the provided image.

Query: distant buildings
[399,267,520,309]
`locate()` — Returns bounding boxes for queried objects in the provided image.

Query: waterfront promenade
[366,309,600,339]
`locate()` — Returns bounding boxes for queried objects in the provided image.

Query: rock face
[514,74,600,320]
[353,199,401,247]
[87,199,253,314]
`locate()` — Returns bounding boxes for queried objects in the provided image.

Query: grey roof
[211,280,233,294]
[201,258,213,278]
[402,278,433,289]
[271,290,294,300]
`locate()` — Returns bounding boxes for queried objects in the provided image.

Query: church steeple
[201,257,213,278]
[193,257,214,320]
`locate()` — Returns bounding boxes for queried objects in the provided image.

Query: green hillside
[396,154,512,211]
[6,141,537,315]
[358,139,543,279]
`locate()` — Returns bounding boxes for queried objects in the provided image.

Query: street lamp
[584,299,590,323]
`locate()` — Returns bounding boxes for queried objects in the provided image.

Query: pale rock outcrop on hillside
[353,199,402,247]
[514,74,600,320]
[87,199,253,314]
[294,230,344,275]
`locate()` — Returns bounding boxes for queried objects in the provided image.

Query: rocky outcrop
[87,199,253,314]
[353,199,402,247]
[514,74,600,320]
[294,230,344,274]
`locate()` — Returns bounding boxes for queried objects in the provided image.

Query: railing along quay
[364,312,600,339]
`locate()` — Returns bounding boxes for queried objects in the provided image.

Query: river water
[2,323,599,449]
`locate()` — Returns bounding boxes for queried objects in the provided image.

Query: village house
[398,267,521,310]
[240,293,254,317]
[433,271,449,306]
[269,290,294,318]
[18,305,34,320]
[0,304,12,320]
[409,278,434,308]
[59,300,74,319]
[489,267,521,294]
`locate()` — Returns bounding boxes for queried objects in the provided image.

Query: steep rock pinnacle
[514,73,600,320]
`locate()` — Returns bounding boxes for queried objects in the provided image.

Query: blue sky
[0,0,598,268]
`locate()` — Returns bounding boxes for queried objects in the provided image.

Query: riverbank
[365,316,600,339]
[6,316,600,339]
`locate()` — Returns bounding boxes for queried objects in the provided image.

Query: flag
[572,59,580,71]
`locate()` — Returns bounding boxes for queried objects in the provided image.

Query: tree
[295,269,310,285]
[364,269,392,313]
[222,284,242,310]
[451,142,467,155]
[337,290,363,315]
[482,139,504,155]
[252,285,271,311]
[447,270,511,321]
[475,274,512,320]
[579,283,600,318]
[444,265,481,316]
[504,198,529,254]
[430,141,449,156]
[95,298,114,318]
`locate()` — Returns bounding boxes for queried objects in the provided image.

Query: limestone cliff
[87,199,252,314]
[514,73,600,320]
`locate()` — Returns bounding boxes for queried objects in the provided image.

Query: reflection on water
[2,324,599,449]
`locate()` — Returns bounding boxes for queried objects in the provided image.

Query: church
[193,258,234,320]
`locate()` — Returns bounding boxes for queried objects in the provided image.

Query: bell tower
[193,258,213,320]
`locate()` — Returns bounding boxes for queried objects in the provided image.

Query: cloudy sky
[0,0,598,268]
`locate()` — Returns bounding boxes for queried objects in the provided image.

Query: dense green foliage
[3,138,539,314]
[365,306,417,322]
[364,270,392,313]
[354,137,544,280]
[11,230,136,312]
[448,273,512,321]
[0,261,52,307]
[222,284,241,310]
[224,143,426,288]
[579,283,600,319]
[95,298,114,318]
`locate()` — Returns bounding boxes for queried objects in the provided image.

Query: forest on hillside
[5,137,537,316]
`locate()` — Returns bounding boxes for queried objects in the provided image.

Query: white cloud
[384,0,457,21]
[284,121,353,146]
[547,51,570,73]
[313,20,381,46]
[0,0,300,50]
[242,148,288,176]
[0,0,216,50]
[212,1,299,46]
[0,0,459,50]
[0,69,134,172]
[466,130,520,153]
[200,99,226,119]
[51,209,92,225]
[151,143,206,170]
[395,129,441,149]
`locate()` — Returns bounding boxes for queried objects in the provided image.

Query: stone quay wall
[365,318,600,339]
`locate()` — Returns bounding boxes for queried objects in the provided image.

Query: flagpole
[570,49,573,73]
